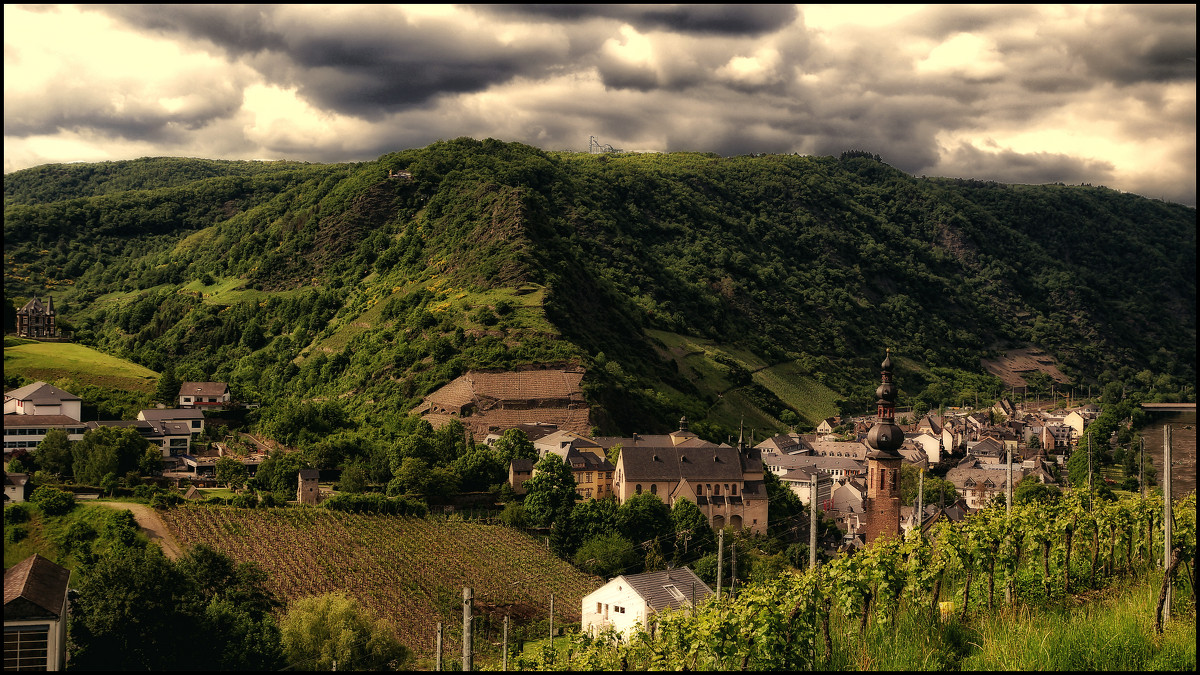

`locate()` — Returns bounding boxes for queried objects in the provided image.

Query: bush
[30,485,76,516]
[6,525,28,543]
[4,503,32,524]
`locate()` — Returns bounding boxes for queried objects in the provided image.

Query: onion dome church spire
[866,348,905,456]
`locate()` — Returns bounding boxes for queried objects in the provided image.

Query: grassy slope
[3,340,158,392]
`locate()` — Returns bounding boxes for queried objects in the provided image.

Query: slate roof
[138,408,205,422]
[4,554,69,620]
[620,445,747,482]
[178,382,229,398]
[4,381,81,405]
[3,414,84,428]
[619,567,713,613]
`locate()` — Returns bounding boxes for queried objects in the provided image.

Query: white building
[582,567,713,638]
[4,381,82,420]
[778,466,833,508]
[3,554,70,671]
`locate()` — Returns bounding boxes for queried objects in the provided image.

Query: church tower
[863,349,904,545]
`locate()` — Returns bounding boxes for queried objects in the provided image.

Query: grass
[3,340,158,392]
[4,502,150,572]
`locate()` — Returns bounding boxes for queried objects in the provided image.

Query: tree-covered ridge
[3,139,1195,441]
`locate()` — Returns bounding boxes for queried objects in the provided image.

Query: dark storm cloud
[473,4,798,36]
[1065,7,1196,85]
[935,142,1117,187]
[89,4,570,118]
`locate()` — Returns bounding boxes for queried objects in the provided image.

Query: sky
[4,4,1196,206]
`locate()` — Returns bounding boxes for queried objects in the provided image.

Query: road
[93,501,184,560]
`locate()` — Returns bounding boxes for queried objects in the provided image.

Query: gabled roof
[4,554,69,620]
[16,296,54,316]
[178,382,229,397]
[620,445,746,482]
[615,567,713,613]
[4,381,81,404]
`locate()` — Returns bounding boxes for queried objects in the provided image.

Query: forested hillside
[4,139,1195,445]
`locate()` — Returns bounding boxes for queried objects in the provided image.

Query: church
[15,295,58,339]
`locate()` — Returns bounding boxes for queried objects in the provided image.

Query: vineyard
[157,505,602,660]
[518,490,1197,670]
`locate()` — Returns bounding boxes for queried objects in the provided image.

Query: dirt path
[94,501,185,560]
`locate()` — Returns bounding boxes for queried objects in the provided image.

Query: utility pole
[1162,425,1173,625]
[1139,436,1145,498]
[809,474,818,570]
[502,615,509,672]
[916,469,924,537]
[462,588,473,672]
[1087,431,1093,492]
[1006,445,1013,516]
[716,529,724,599]
[436,622,443,671]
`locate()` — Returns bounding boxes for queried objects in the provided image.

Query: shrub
[30,485,76,516]
[6,525,27,543]
[4,503,31,524]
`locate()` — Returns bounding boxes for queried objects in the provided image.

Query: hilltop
[3,139,1195,440]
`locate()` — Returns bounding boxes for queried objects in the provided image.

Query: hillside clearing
[3,340,158,392]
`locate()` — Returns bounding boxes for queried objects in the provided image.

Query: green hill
[3,139,1194,443]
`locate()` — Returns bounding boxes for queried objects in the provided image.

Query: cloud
[89,5,573,118]
[933,140,1116,186]
[3,4,1195,207]
[473,4,799,36]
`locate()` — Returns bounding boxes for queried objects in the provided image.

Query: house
[808,440,870,461]
[3,554,70,671]
[945,459,1027,510]
[760,450,820,477]
[754,432,812,456]
[815,417,840,434]
[4,382,82,420]
[597,418,768,534]
[780,455,866,481]
[532,430,616,500]
[178,382,230,409]
[778,467,833,508]
[1041,423,1072,452]
[830,477,866,514]
[85,419,192,459]
[411,368,589,436]
[3,472,30,503]
[3,415,87,453]
[14,296,57,339]
[582,567,712,638]
[297,469,320,504]
[508,458,534,495]
[137,408,205,439]
[908,431,942,465]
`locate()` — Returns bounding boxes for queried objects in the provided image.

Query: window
[4,623,50,671]
[731,484,737,495]
[183,397,192,403]
[635,484,642,495]
[191,421,202,429]
[650,484,657,495]
[713,484,720,495]
[662,584,687,604]
[597,602,602,613]
[585,472,592,483]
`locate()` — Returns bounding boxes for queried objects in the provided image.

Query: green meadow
[3,340,158,392]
